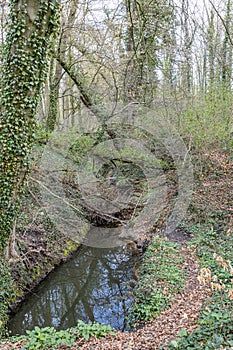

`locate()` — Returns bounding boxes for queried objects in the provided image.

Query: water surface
[9,245,137,335]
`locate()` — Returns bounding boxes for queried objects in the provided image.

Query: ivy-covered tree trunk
[123,0,174,103]
[0,0,60,252]
[46,57,62,132]
[207,10,215,89]
[222,0,233,89]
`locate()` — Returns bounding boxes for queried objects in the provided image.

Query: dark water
[8,245,138,335]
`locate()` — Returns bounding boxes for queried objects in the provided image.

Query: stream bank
[2,151,232,349]
[1,234,211,350]
[8,244,140,335]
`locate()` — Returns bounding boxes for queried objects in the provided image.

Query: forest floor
[1,150,232,350]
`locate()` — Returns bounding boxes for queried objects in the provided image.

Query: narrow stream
[8,245,138,335]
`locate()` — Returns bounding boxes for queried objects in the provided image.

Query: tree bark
[0,0,60,252]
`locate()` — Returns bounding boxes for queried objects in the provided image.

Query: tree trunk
[0,0,60,252]
[222,0,233,89]
[46,0,77,132]
[46,57,62,132]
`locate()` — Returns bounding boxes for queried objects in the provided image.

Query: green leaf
[178,329,187,337]
[170,340,178,348]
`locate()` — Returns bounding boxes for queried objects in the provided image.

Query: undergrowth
[165,224,233,350]
[0,259,15,338]
[5,320,115,349]
[128,236,185,327]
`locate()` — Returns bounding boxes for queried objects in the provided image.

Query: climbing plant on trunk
[0,0,60,252]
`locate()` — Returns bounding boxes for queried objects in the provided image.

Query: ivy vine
[0,0,60,251]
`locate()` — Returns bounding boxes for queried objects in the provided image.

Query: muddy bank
[7,227,79,313]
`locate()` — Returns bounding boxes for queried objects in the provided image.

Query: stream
[8,244,138,335]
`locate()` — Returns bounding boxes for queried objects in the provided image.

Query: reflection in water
[9,245,137,335]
